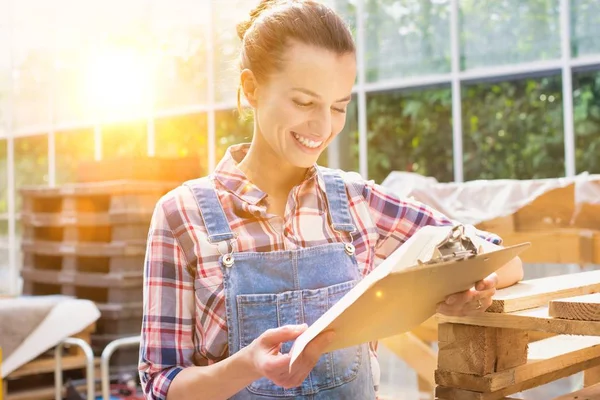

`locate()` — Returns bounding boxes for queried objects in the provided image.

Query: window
[55,128,95,184]
[573,69,600,174]
[571,0,600,57]
[152,0,209,111]
[460,0,561,70]
[462,74,564,180]
[365,0,451,82]
[213,0,257,104]
[15,135,49,212]
[155,113,209,176]
[101,121,147,159]
[367,86,453,184]
[215,109,253,162]
[0,139,6,213]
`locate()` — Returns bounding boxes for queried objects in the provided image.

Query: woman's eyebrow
[291,87,352,102]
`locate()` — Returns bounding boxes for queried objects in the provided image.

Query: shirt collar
[213,143,324,205]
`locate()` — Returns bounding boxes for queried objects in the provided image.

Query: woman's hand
[247,324,335,389]
[436,272,498,317]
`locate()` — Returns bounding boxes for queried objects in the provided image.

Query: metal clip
[418,225,479,265]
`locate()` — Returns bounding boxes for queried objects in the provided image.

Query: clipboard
[289,225,530,368]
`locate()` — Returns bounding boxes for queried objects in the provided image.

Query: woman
[139,1,524,399]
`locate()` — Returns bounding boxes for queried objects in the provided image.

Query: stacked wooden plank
[19,180,177,373]
[434,269,600,399]
[475,180,600,265]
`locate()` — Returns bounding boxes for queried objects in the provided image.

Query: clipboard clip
[418,225,480,265]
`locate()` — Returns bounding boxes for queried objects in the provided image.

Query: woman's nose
[308,108,332,137]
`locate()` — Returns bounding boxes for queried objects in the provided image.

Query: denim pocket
[236,279,362,396]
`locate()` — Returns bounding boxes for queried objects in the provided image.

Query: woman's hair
[236,0,355,114]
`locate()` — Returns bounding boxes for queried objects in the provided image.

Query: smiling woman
[138,1,521,400]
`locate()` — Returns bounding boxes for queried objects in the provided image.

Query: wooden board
[513,185,574,231]
[436,356,600,400]
[549,293,600,321]
[435,335,600,392]
[7,355,89,379]
[552,382,600,399]
[489,270,600,313]
[499,230,599,265]
[437,306,600,335]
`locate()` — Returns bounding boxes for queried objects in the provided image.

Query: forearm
[495,256,524,289]
[166,346,261,400]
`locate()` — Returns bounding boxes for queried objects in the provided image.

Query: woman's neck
[237,130,308,197]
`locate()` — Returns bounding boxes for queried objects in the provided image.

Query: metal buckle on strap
[214,233,238,268]
[418,225,480,266]
[332,227,356,256]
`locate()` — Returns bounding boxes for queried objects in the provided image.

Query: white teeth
[292,132,323,149]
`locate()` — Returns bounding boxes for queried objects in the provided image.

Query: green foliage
[366,87,454,183]
[462,75,565,180]
[574,71,600,173]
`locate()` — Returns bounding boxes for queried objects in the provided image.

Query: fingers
[464,296,494,316]
[259,324,307,347]
[475,272,499,291]
[438,283,497,316]
[282,331,335,389]
[303,331,335,362]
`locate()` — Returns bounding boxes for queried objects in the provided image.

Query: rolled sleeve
[363,180,502,259]
[139,198,196,400]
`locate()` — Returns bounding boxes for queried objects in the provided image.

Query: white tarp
[381,171,600,226]
[0,295,100,377]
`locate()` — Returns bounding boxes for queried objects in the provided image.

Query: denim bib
[185,169,375,399]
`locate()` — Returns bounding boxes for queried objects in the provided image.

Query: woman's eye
[332,107,346,114]
[293,100,312,107]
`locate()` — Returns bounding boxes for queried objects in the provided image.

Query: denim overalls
[185,169,375,399]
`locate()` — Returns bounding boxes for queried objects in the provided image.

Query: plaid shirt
[139,143,502,399]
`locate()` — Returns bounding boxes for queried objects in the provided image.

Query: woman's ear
[241,69,259,108]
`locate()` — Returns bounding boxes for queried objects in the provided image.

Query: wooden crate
[22,252,145,275]
[20,180,176,217]
[435,272,600,399]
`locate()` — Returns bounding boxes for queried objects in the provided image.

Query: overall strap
[320,169,357,233]
[184,177,235,243]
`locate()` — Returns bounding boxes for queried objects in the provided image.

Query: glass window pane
[0,218,6,240]
[155,113,209,176]
[52,0,95,125]
[15,135,49,211]
[101,121,147,159]
[325,94,359,171]
[367,86,453,184]
[366,0,451,82]
[0,139,6,213]
[56,128,95,184]
[573,70,600,174]
[572,0,600,58]
[215,109,253,162]
[12,0,54,129]
[462,75,564,181]
[460,0,560,71]
[79,0,152,123]
[0,0,9,136]
[0,248,10,295]
[213,0,258,104]
[152,0,209,111]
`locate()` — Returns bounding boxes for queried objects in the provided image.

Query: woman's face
[253,41,356,168]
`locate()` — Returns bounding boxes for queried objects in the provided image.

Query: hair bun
[236,0,281,41]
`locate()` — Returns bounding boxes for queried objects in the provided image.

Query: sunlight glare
[84,45,152,121]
